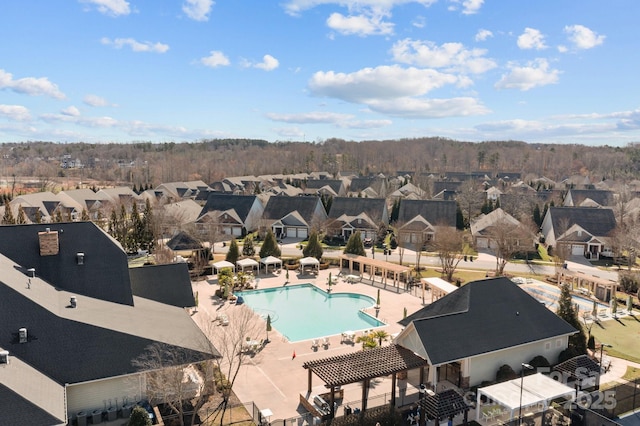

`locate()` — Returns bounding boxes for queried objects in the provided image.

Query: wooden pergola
[556,269,617,302]
[339,254,411,290]
[302,344,428,418]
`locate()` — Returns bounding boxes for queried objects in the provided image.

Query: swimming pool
[518,281,608,313]
[239,284,385,342]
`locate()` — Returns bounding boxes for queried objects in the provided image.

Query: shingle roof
[305,179,343,194]
[327,197,387,223]
[262,196,325,223]
[198,193,258,222]
[548,207,617,238]
[0,223,134,306]
[432,181,463,195]
[0,383,63,426]
[397,200,456,227]
[130,263,196,308]
[399,277,577,365]
[0,283,212,385]
[566,189,614,207]
[166,231,203,250]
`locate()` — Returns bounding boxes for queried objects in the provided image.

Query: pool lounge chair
[322,337,330,348]
[311,339,319,350]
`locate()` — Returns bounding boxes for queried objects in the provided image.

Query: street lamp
[599,343,612,369]
[519,363,534,425]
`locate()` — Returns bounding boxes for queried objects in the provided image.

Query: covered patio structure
[556,269,617,302]
[260,255,282,273]
[339,254,411,291]
[302,344,428,418]
[236,258,259,273]
[417,388,470,426]
[475,373,575,423]
[212,260,235,274]
[422,277,459,303]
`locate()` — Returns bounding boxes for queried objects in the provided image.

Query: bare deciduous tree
[485,216,534,276]
[430,226,464,282]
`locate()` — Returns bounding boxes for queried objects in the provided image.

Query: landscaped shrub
[619,271,640,294]
[557,346,582,364]
[528,355,551,370]
[496,364,517,382]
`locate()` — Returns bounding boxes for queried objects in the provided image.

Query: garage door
[232,227,242,236]
[297,228,308,238]
[571,245,584,255]
[476,238,488,248]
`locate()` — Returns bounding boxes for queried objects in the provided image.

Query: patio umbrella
[266,314,272,343]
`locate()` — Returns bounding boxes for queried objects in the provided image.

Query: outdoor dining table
[341,331,355,343]
[345,274,359,283]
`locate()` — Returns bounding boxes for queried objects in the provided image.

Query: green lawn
[589,314,640,364]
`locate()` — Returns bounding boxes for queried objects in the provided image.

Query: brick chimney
[38,228,59,256]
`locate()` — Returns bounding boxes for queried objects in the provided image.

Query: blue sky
[1,1,638,146]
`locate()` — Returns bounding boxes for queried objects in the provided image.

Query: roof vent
[70,296,77,308]
[77,252,85,265]
[0,350,8,364]
[19,328,27,344]
[27,268,35,278]
[38,229,59,256]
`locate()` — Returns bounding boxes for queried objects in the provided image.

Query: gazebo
[236,258,259,273]
[422,277,459,303]
[299,256,320,274]
[417,389,470,425]
[212,260,235,274]
[260,255,282,273]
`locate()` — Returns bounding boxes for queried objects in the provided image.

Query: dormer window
[77,252,85,265]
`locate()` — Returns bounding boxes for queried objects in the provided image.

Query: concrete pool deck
[190,267,427,420]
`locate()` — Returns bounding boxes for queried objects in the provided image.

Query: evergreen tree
[259,230,281,258]
[344,231,366,256]
[54,209,63,223]
[131,202,144,252]
[34,209,42,224]
[242,235,255,257]
[225,238,240,264]
[303,231,324,259]
[556,283,587,354]
[141,199,155,251]
[533,204,542,227]
[81,208,90,221]
[16,205,26,224]
[390,199,401,223]
[127,406,152,426]
[455,204,465,230]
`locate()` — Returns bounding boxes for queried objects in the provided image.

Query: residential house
[563,189,614,207]
[159,199,204,236]
[395,200,456,248]
[470,208,534,250]
[95,186,143,212]
[56,188,112,221]
[327,197,388,240]
[8,191,62,223]
[196,193,264,237]
[389,182,427,201]
[154,180,212,203]
[347,176,388,198]
[0,223,216,425]
[261,195,327,239]
[304,179,346,197]
[396,277,577,389]
[540,206,617,259]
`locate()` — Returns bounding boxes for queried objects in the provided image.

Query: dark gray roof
[399,277,577,365]
[432,181,462,194]
[0,283,212,385]
[397,200,456,227]
[167,231,203,250]
[548,207,617,237]
[130,263,196,308]
[262,196,325,222]
[0,383,63,426]
[327,197,387,223]
[305,179,343,194]
[199,193,258,221]
[0,223,134,306]
[566,189,614,206]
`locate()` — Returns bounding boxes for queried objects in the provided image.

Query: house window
[556,339,562,348]
[545,342,551,351]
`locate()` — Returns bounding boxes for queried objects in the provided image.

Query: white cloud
[308,65,459,103]
[61,106,81,117]
[0,105,31,121]
[0,69,65,99]
[448,0,484,15]
[367,96,489,117]
[494,59,561,91]
[564,24,605,50]
[200,51,230,68]
[282,0,437,16]
[254,55,280,71]
[83,94,112,107]
[557,45,568,53]
[475,29,493,42]
[327,12,394,36]
[101,37,169,53]
[79,0,130,16]
[338,119,392,129]
[517,28,547,50]
[266,111,353,124]
[182,0,214,22]
[390,39,496,74]
[412,16,426,28]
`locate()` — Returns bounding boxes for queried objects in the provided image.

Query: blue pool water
[239,284,385,342]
